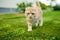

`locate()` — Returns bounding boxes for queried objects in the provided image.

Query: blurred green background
[0,0,60,40]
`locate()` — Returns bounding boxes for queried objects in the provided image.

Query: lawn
[0,11,60,40]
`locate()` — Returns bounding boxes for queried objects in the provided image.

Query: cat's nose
[29,14,31,17]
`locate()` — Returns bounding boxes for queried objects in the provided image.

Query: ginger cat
[25,0,43,31]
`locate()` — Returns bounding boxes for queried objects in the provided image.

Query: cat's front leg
[35,19,39,27]
[27,18,32,31]
[39,17,43,27]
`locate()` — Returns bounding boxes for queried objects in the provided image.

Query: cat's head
[25,7,36,19]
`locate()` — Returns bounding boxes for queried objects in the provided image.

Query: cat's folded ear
[25,8,27,17]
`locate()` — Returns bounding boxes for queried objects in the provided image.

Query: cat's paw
[39,24,43,27]
[28,29,32,31]
[28,26,32,31]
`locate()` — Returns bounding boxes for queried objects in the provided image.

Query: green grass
[0,11,60,40]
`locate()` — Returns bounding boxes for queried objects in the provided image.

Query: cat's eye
[32,13,35,15]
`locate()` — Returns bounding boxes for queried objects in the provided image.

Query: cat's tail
[36,0,40,7]
[36,0,43,14]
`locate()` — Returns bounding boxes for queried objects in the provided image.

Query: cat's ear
[25,8,27,16]
[25,8,28,17]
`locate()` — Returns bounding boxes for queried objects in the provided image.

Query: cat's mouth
[29,16,35,19]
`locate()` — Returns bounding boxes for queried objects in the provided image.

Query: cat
[25,0,43,31]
